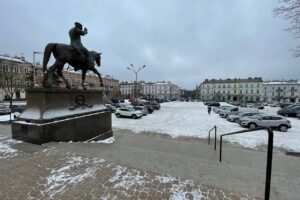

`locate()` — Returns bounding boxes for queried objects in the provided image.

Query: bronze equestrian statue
[43,22,103,89]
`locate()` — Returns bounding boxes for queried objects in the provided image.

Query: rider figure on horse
[69,22,94,68]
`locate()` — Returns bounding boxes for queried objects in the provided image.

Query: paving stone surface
[0,137,262,200]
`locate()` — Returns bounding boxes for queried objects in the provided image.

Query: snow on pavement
[0,137,23,159]
[112,102,300,151]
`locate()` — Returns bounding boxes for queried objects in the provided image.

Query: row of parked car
[0,104,26,115]
[277,103,300,118]
[105,100,161,119]
[213,105,292,132]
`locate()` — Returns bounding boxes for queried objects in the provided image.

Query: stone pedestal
[12,89,112,144]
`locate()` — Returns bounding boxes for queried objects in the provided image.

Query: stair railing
[208,125,217,150]
[219,127,274,200]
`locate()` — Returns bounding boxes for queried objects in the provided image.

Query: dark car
[279,103,293,108]
[207,101,220,107]
[150,101,160,110]
[278,106,300,117]
[11,105,26,113]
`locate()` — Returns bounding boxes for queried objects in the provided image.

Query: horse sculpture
[42,43,103,89]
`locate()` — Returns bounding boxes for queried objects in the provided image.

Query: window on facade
[257,90,259,94]
[14,66,19,73]
[240,90,242,94]
[15,79,20,85]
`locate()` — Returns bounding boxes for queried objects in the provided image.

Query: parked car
[219,107,259,118]
[105,104,117,113]
[219,107,238,118]
[226,112,261,123]
[277,106,300,117]
[247,103,264,109]
[115,108,143,119]
[279,103,293,108]
[0,105,11,115]
[268,103,278,107]
[148,101,161,110]
[239,114,291,132]
[206,101,220,107]
[133,106,148,116]
[11,105,26,113]
[213,105,232,113]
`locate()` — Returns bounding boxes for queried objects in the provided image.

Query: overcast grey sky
[0,0,299,89]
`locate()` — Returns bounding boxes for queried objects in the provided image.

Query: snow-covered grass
[112,102,300,151]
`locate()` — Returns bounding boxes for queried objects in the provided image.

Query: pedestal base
[11,89,113,144]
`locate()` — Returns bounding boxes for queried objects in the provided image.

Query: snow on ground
[112,102,300,151]
[0,137,23,159]
[44,155,105,198]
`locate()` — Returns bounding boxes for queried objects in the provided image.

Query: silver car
[226,112,260,123]
[239,115,291,132]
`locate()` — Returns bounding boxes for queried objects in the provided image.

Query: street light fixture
[33,51,43,87]
[127,64,146,99]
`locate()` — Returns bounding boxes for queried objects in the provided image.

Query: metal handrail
[219,127,274,200]
[208,125,217,150]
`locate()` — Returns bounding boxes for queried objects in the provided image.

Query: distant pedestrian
[208,106,212,114]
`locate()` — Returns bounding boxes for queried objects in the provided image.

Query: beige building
[34,66,120,100]
[0,55,33,100]
[198,77,263,102]
[120,81,181,100]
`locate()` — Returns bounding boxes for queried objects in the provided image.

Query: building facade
[34,66,120,100]
[142,82,181,100]
[199,77,263,102]
[0,55,33,100]
[120,81,181,100]
[261,81,300,103]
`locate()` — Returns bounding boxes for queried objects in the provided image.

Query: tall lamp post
[127,64,146,99]
[33,51,43,87]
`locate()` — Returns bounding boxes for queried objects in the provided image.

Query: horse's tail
[43,43,57,72]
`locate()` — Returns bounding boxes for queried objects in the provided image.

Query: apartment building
[0,55,33,100]
[199,77,263,102]
[120,81,181,100]
[261,81,300,103]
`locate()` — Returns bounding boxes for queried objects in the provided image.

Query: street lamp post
[127,64,146,99]
[33,51,43,87]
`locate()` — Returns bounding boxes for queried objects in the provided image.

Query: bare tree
[274,0,300,56]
